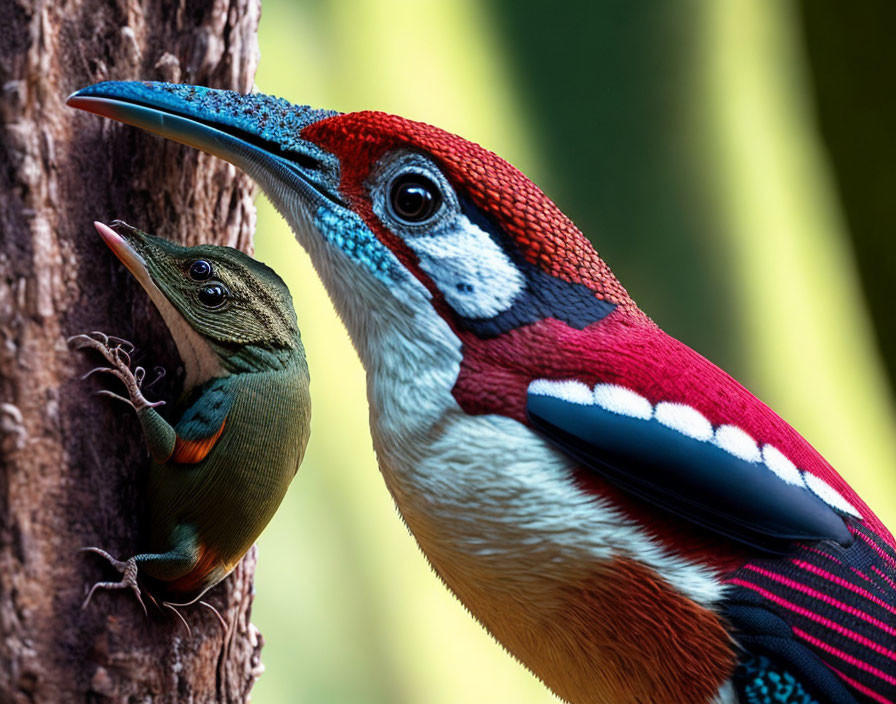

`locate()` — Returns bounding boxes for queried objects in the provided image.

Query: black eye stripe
[450,195,617,338]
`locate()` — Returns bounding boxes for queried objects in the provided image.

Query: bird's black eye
[189,259,213,281]
[198,284,228,309]
[389,174,442,223]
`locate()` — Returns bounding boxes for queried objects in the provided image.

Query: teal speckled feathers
[737,656,819,704]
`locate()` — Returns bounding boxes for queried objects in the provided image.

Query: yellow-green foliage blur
[249,2,896,702]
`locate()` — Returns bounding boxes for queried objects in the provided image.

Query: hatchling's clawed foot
[68,331,165,412]
[80,546,147,616]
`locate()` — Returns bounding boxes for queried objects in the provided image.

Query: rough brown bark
[0,1,264,701]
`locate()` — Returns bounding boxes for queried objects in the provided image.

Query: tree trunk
[0,1,264,701]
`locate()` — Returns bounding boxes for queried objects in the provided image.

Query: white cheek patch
[404,215,524,319]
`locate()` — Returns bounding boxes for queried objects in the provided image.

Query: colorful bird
[71,220,310,618]
[69,82,896,704]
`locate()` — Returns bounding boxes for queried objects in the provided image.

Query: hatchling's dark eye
[198,284,228,308]
[389,174,442,223]
[188,259,213,281]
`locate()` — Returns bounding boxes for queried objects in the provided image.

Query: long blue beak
[67,81,343,206]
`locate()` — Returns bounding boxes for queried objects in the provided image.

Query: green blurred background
[248,2,896,702]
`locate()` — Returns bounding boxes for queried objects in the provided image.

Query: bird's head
[71,83,646,414]
[94,219,303,387]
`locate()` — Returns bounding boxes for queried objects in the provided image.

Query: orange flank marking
[166,542,220,596]
[557,557,735,704]
[171,418,226,464]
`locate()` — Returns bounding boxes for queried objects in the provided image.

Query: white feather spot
[527,379,594,405]
[713,425,761,462]
[803,473,862,518]
[592,384,652,420]
[654,402,713,441]
[760,444,804,486]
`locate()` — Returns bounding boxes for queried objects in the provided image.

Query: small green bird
[71,220,310,614]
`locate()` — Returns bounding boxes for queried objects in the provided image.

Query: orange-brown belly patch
[555,556,736,704]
